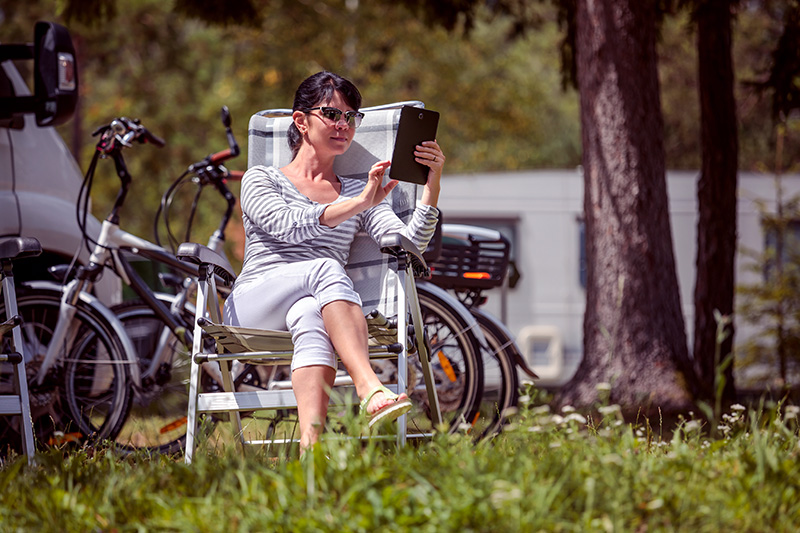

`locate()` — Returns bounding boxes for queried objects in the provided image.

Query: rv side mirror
[0,21,78,126]
[33,21,78,127]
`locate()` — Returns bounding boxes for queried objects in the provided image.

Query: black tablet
[389,106,440,185]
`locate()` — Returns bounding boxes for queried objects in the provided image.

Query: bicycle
[99,108,253,453]
[3,109,244,452]
[423,223,538,437]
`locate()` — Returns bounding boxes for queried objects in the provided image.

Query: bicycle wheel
[411,285,484,434]
[470,309,520,438]
[112,298,198,454]
[112,298,269,454]
[0,287,132,448]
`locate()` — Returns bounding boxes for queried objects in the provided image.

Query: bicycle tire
[470,309,520,438]
[413,285,484,434]
[0,287,132,448]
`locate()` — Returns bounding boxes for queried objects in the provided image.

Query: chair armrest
[379,234,429,277]
[177,242,237,286]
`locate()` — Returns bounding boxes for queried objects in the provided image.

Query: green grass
[2,394,800,532]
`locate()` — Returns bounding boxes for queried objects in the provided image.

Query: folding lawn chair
[0,237,42,464]
[178,102,443,463]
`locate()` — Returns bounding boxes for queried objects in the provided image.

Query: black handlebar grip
[143,129,166,148]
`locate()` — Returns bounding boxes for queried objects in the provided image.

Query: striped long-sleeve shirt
[234,165,439,291]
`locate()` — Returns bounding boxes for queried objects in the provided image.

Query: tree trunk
[693,0,738,403]
[557,0,695,416]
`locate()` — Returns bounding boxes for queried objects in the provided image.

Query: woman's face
[301,90,357,157]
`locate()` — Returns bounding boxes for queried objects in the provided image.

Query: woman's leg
[291,365,336,452]
[321,300,406,414]
[286,296,339,451]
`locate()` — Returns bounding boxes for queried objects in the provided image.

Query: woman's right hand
[320,160,397,228]
[359,160,397,209]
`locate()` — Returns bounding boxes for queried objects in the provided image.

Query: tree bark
[557,0,695,416]
[693,0,738,403]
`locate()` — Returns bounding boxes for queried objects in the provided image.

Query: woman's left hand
[416,140,444,207]
[415,140,445,184]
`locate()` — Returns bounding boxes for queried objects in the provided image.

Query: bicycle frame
[36,213,240,394]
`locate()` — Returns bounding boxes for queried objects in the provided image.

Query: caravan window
[763,219,800,281]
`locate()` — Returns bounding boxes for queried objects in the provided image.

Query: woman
[224,71,444,451]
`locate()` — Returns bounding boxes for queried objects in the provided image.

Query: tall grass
[2,394,799,532]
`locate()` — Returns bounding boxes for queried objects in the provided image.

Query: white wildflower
[731,403,746,412]
[596,382,612,392]
[645,499,664,510]
[501,406,519,418]
[531,405,551,416]
[490,481,522,507]
[598,404,622,415]
[565,413,587,424]
[684,420,702,433]
[550,414,565,425]
[601,454,623,465]
[562,405,576,413]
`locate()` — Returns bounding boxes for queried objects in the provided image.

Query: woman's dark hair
[288,71,362,158]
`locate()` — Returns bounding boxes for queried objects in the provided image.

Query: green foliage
[738,192,800,388]
[2,398,800,531]
[1,0,797,245]
[2,0,581,249]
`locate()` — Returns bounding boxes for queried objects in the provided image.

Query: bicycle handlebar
[189,106,240,171]
[156,106,243,252]
[94,116,165,154]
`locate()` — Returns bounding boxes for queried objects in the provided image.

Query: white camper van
[0,22,118,302]
[438,169,800,388]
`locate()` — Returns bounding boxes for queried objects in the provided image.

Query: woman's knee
[307,258,361,308]
[286,297,336,370]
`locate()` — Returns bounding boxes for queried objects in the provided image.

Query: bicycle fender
[22,279,142,385]
[415,280,488,349]
[469,306,539,379]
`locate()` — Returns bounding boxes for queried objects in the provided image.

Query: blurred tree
[691,0,739,407]
[555,0,694,415]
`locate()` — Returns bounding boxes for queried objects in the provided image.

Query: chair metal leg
[396,270,408,447]
[219,359,245,449]
[1,267,36,464]
[406,270,443,428]
[185,266,211,464]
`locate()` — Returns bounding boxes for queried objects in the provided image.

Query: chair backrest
[246,101,425,316]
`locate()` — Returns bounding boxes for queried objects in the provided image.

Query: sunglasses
[306,106,365,128]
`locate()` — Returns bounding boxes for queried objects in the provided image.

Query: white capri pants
[223,258,361,371]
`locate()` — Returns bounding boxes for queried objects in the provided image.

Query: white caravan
[438,169,800,387]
